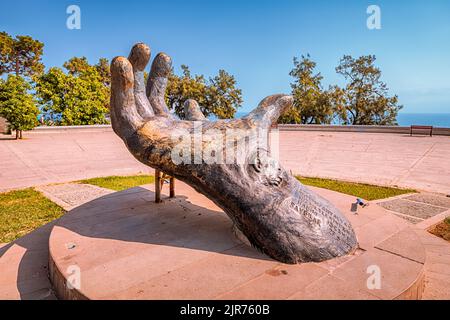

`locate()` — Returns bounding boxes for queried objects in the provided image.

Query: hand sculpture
[110,43,358,264]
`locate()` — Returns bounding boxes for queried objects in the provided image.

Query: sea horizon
[230,112,450,128]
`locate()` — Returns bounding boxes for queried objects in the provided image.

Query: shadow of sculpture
[53,186,273,262]
[0,220,57,300]
[0,186,274,300]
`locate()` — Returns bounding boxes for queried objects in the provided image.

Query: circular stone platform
[49,182,425,300]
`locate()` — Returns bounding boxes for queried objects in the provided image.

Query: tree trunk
[15,130,19,140]
[19,130,23,139]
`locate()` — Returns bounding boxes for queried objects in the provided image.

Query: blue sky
[1,0,449,113]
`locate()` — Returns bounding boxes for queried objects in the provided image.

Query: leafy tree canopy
[281,54,402,126]
[280,55,335,124]
[35,57,110,125]
[0,32,44,77]
[335,55,402,125]
[63,56,111,86]
[0,75,39,138]
[165,65,242,119]
[95,58,111,86]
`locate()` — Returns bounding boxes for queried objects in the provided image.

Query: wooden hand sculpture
[110,43,358,264]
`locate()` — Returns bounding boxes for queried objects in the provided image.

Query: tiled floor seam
[372,247,425,265]
[391,142,437,186]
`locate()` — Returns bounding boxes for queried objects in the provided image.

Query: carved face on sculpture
[248,149,284,187]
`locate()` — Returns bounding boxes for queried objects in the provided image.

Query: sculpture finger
[128,43,154,118]
[110,56,143,138]
[146,52,173,116]
[184,99,207,121]
[244,94,293,128]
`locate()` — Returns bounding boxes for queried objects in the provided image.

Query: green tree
[280,55,335,124]
[335,55,402,125]
[0,75,39,139]
[63,56,111,111]
[35,57,110,126]
[95,58,111,86]
[63,56,110,85]
[165,65,242,119]
[0,32,44,77]
[63,56,91,76]
[165,65,207,117]
[206,69,243,119]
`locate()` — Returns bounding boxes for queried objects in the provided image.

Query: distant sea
[396,113,450,128]
[231,112,450,128]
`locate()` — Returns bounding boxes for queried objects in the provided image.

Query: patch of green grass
[429,217,450,242]
[445,217,450,225]
[80,175,155,191]
[0,188,65,243]
[296,176,415,201]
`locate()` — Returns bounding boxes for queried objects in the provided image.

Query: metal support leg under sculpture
[154,170,175,203]
[155,169,161,203]
[169,176,175,198]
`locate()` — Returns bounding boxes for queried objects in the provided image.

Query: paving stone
[375,228,426,264]
[393,214,422,224]
[354,214,408,250]
[405,193,450,208]
[216,263,329,300]
[331,248,423,300]
[413,229,450,300]
[379,199,447,219]
[288,275,379,300]
[36,183,114,210]
[422,277,450,300]
[107,245,277,300]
